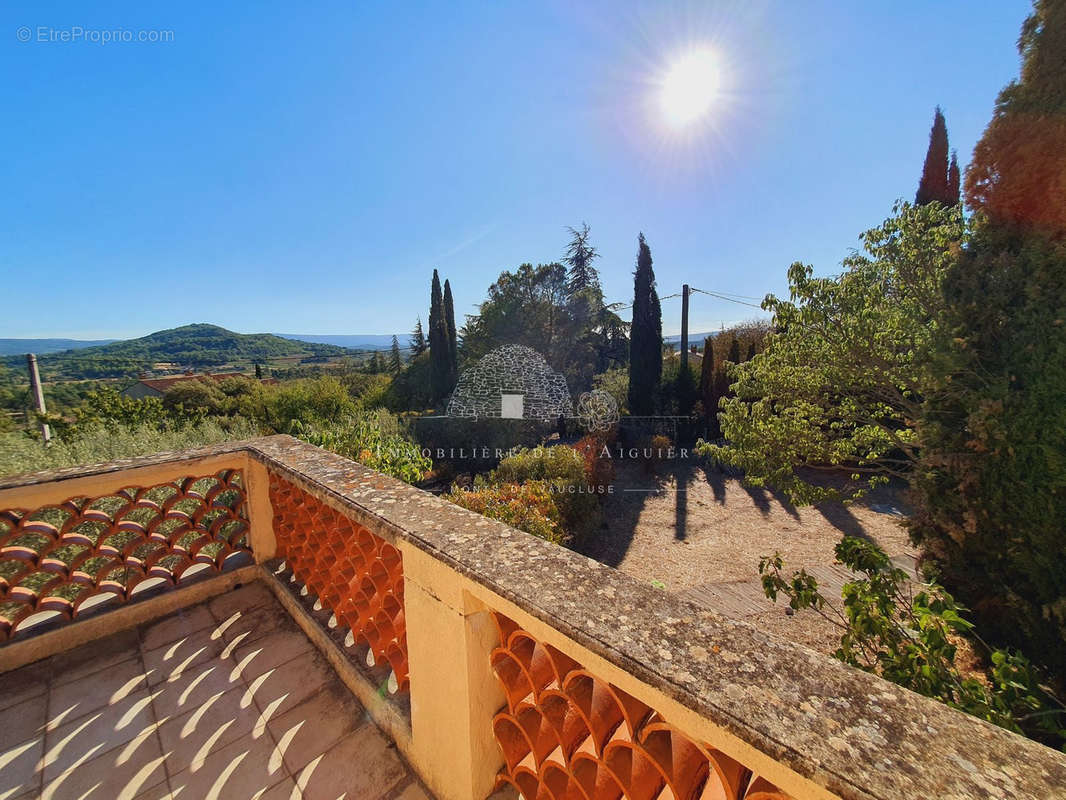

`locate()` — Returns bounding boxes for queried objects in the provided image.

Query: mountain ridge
[2,324,355,380]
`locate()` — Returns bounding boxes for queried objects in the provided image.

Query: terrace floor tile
[0,583,430,798]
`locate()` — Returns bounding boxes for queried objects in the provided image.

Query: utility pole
[680,284,690,373]
[26,353,51,444]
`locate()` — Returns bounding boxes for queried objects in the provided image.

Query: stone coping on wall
[4,436,1066,800]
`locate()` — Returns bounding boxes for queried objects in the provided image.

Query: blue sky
[0,1,1030,338]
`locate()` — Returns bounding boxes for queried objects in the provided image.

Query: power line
[609,286,767,312]
[689,288,765,309]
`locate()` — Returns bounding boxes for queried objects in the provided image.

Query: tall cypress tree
[699,337,718,437]
[443,279,459,386]
[916,107,952,206]
[914,0,1066,680]
[727,336,741,365]
[627,233,662,416]
[409,317,427,356]
[389,335,403,374]
[428,269,450,401]
[947,150,961,205]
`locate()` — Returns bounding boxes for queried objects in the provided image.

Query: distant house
[667,349,704,369]
[121,372,274,399]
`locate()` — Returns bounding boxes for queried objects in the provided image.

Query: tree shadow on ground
[699,463,727,506]
[673,463,691,541]
[575,460,669,568]
[579,460,803,565]
[741,484,801,520]
[815,502,875,543]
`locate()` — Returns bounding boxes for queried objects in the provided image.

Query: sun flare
[660,49,720,127]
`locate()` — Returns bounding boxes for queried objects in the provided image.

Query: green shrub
[490,445,586,485]
[445,480,566,544]
[290,409,430,485]
[592,367,628,415]
[262,376,357,431]
[761,537,1066,749]
[489,445,602,542]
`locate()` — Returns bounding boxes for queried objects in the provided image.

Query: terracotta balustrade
[1,436,1064,800]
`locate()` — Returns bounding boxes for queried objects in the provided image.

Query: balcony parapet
[1,435,1064,800]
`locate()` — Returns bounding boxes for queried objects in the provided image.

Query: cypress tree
[627,233,662,416]
[428,269,449,401]
[699,337,718,437]
[947,150,961,205]
[409,317,427,356]
[916,107,952,206]
[389,335,403,374]
[914,0,1066,681]
[746,341,756,362]
[254,363,262,380]
[727,336,741,365]
[965,0,1066,233]
[443,279,459,385]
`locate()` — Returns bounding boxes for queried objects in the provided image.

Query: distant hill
[2,324,353,380]
[275,333,399,351]
[664,332,717,347]
[0,338,116,356]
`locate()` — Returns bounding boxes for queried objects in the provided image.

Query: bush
[490,445,586,485]
[761,537,1066,748]
[446,480,566,544]
[573,427,616,491]
[289,409,431,485]
[262,376,357,431]
[591,367,628,415]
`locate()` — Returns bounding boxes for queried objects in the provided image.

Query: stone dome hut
[447,345,572,421]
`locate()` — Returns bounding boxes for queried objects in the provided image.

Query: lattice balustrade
[0,470,250,641]
[489,612,791,800]
[268,472,409,693]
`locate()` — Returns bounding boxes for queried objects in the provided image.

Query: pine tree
[947,150,961,205]
[563,223,602,300]
[699,337,718,437]
[443,279,459,385]
[627,233,662,416]
[409,317,427,356]
[389,335,403,374]
[428,269,450,401]
[916,107,952,206]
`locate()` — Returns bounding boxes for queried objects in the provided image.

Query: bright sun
[660,49,720,128]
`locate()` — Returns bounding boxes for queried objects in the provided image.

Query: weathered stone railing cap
[4,436,1066,800]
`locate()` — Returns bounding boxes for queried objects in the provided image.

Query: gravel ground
[577,461,916,656]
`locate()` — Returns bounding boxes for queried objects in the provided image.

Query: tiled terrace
[2,437,1066,800]
[0,582,429,800]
